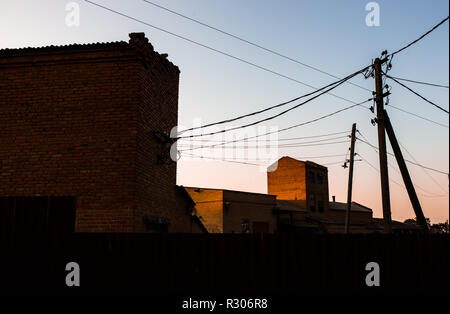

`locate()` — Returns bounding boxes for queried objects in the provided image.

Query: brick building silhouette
[185,187,277,233]
[185,157,417,233]
[0,33,204,233]
[184,157,374,234]
[269,157,374,233]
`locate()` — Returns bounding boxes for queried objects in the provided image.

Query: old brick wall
[267,157,306,200]
[185,188,224,233]
[0,34,194,233]
[185,187,277,234]
[305,163,330,213]
[223,190,277,233]
[0,44,140,232]
[133,34,193,233]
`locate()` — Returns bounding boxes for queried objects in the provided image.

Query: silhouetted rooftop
[0,33,179,72]
[329,201,373,213]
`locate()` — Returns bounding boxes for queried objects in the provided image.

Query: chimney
[129,32,148,44]
[128,32,154,51]
[332,196,336,202]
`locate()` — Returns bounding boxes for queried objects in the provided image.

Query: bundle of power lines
[84,0,448,175]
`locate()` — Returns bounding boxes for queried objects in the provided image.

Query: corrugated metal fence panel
[0,232,448,294]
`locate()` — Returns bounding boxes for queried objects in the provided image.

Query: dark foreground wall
[0,233,448,295]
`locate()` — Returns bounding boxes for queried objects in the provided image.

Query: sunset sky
[1,0,448,223]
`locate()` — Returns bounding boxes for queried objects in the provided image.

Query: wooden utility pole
[345,123,357,234]
[383,110,429,232]
[374,58,393,233]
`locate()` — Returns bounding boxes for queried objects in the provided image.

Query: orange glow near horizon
[177,157,449,224]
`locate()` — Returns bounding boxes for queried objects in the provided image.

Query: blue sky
[1,0,448,222]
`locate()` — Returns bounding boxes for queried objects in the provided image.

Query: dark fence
[0,232,448,295]
[0,196,76,233]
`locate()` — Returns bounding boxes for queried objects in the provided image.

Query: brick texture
[185,187,276,233]
[0,33,194,232]
[267,157,307,200]
[185,188,223,233]
[222,190,276,233]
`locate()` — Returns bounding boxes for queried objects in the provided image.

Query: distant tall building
[268,157,330,213]
[268,157,373,233]
[0,33,204,233]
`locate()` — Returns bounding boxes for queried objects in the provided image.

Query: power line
[356,137,449,176]
[386,104,449,128]
[180,99,371,152]
[177,14,449,134]
[389,16,449,57]
[178,130,350,142]
[177,70,365,139]
[385,74,449,114]
[180,152,264,166]
[179,135,349,148]
[386,154,446,197]
[322,161,350,166]
[85,0,447,102]
[189,153,348,161]
[84,0,368,108]
[357,134,449,176]
[178,69,367,134]
[287,154,348,160]
[179,139,350,151]
[358,154,420,198]
[358,154,447,198]
[397,140,448,195]
[357,130,408,180]
[195,154,348,161]
[357,130,447,197]
[141,0,372,93]
[84,1,447,137]
[359,153,403,189]
[181,152,346,167]
[387,75,449,89]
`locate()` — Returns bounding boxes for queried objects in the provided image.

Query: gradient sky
[1,0,448,223]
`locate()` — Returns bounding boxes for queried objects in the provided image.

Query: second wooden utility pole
[345,123,357,234]
[374,58,393,233]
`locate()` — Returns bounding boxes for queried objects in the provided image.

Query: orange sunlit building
[185,156,419,234]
